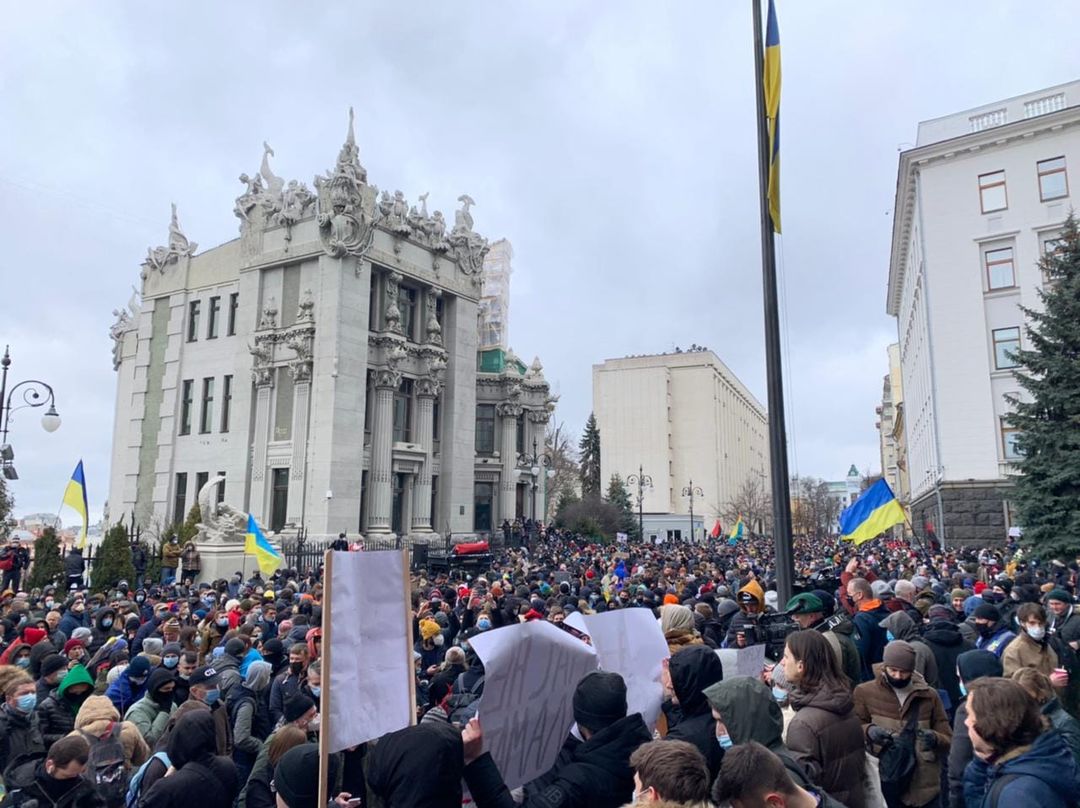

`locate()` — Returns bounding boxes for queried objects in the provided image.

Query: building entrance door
[270,468,289,532]
[391,473,405,535]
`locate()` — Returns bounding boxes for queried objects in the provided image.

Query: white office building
[592,348,768,542]
[886,80,1079,544]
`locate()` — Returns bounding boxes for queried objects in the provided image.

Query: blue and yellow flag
[728,516,744,546]
[245,514,283,576]
[764,0,781,233]
[62,460,89,550]
[839,479,906,546]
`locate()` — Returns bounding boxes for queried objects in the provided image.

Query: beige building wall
[593,350,768,532]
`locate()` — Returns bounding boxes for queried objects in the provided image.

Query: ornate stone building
[107,110,554,542]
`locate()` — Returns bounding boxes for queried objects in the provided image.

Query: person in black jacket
[663,645,725,781]
[63,548,85,592]
[368,722,463,807]
[462,671,652,808]
[921,605,974,719]
[139,709,238,808]
[36,664,95,748]
[0,672,44,778]
[1,735,105,808]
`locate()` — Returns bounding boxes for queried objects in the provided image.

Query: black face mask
[154,690,174,707]
[885,673,912,690]
[976,623,995,638]
[290,661,303,675]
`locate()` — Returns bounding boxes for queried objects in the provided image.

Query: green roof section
[477,348,526,375]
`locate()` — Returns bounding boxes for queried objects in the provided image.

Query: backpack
[0,550,13,572]
[988,772,1020,808]
[447,673,485,726]
[80,722,129,808]
[125,751,170,808]
[877,709,920,808]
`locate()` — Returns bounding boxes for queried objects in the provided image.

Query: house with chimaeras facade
[107,109,555,545]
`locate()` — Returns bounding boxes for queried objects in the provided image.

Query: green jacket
[124,695,174,747]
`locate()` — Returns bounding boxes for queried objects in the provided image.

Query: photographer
[785,592,862,689]
[723,579,767,649]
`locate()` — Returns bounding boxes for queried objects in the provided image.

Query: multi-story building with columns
[107,112,554,542]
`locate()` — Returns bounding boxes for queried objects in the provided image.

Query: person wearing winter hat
[139,709,239,808]
[124,666,177,746]
[62,637,88,666]
[661,604,703,656]
[853,640,951,807]
[785,593,862,687]
[416,617,446,674]
[972,603,1016,658]
[368,723,462,807]
[920,606,974,719]
[0,669,44,774]
[461,670,650,808]
[161,641,182,671]
[1047,589,1080,647]
[35,653,69,703]
[951,588,972,616]
[104,652,151,715]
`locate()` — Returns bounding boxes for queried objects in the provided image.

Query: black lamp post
[0,346,62,480]
[627,465,653,543]
[517,437,553,522]
[681,479,703,544]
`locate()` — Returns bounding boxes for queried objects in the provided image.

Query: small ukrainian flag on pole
[728,516,745,546]
[838,479,906,546]
[245,514,283,576]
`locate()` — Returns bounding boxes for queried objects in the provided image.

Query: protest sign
[470,620,599,789]
[716,644,767,679]
[321,550,414,754]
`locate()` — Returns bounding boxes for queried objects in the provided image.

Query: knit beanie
[957,648,1003,684]
[71,627,92,644]
[572,671,627,733]
[1046,589,1073,604]
[973,604,1001,622]
[283,692,316,724]
[274,743,339,808]
[963,595,983,618]
[127,655,151,679]
[141,638,164,657]
[62,638,85,656]
[882,640,916,672]
[224,638,246,658]
[951,588,972,602]
[419,619,441,642]
[40,654,68,678]
[926,604,954,622]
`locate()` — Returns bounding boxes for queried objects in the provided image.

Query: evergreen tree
[26,526,64,590]
[91,523,136,591]
[179,503,202,543]
[0,477,12,540]
[605,474,638,540]
[1007,214,1080,558]
[579,413,602,498]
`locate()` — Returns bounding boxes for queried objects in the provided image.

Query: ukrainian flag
[839,479,906,546]
[764,0,781,233]
[728,516,744,546]
[62,460,89,550]
[245,514,283,576]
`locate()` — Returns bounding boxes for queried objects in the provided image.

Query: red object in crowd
[974,581,988,595]
[453,540,490,555]
[710,520,722,540]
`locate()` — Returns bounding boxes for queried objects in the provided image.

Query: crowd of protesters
[0,527,1075,807]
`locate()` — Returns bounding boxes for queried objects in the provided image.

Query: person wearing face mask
[37,664,95,748]
[624,739,712,807]
[88,606,120,655]
[660,645,726,782]
[187,665,234,756]
[228,659,273,787]
[854,640,951,808]
[35,653,69,704]
[971,603,1016,659]
[1002,602,1062,679]
[269,644,309,727]
[124,667,177,747]
[416,617,446,674]
[58,598,90,639]
[104,653,151,715]
[0,671,45,775]
[947,649,1003,808]
[161,534,183,585]
[1,734,103,808]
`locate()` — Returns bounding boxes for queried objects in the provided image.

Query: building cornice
[886,105,1080,317]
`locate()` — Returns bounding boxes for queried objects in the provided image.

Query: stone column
[497,403,523,524]
[528,409,551,523]
[410,378,440,537]
[367,368,398,535]
[285,364,312,526]
[249,364,275,523]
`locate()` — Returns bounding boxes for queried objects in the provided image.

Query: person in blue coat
[962,677,1080,807]
[104,654,150,716]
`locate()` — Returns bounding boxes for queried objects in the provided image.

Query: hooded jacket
[104,665,147,716]
[124,668,176,747]
[880,611,939,687]
[465,714,652,808]
[921,619,974,712]
[723,580,766,648]
[139,709,239,808]
[37,664,95,747]
[853,668,951,807]
[852,598,891,681]
[68,694,149,771]
[2,757,106,808]
[787,681,867,808]
[664,645,725,779]
[89,609,120,654]
[1042,699,1080,768]
[702,676,809,788]
[368,721,465,807]
[963,729,1080,808]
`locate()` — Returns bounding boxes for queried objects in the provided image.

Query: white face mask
[433,634,445,647]
[1027,626,1046,642]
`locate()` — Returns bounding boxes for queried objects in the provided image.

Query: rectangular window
[195,471,209,496]
[369,273,380,331]
[216,472,226,504]
[179,379,194,435]
[270,468,289,532]
[364,370,374,445]
[979,170,1008,213]
[172,473,188,525]
[187,300,201,342]
[473,481,494,533]
[199,377,215,434]
[992,327,1021,370]
[984,246,1015,290]
[220,375,232,433]
[227,293,239,336]
[431,474,439,528]
[274,368,294,441]
[475,404,496,454]
[516,413,526,455]
[432,395,442,444]
[400,287,418,341]
[206,296,221,339]
[393,379,414,443]
[1037,156,1068,201]
[1001,420,1022,460]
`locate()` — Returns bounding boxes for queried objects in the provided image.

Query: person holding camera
[786,592,862,689]
[723,578,766,649]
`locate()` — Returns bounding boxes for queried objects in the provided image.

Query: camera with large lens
[742,611,800,661]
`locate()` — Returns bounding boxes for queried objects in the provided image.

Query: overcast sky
[1,2,1077,523]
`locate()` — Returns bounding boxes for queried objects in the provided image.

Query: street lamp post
[517,437,553,524]
[681,479,703,544]
[627,465,653,543]
[0,346,62,480]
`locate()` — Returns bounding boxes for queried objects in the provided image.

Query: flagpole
[752,0,795,605]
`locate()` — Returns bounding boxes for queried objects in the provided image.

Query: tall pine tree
[1007,214,1080,558]
[605,474,638,540]
[579,413,602,498]
[91,523,136,591]
[26,526,64,590]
